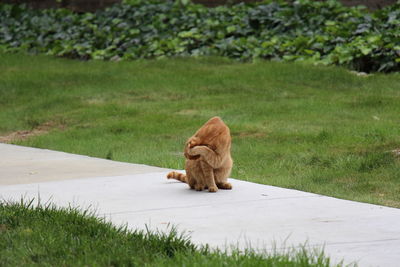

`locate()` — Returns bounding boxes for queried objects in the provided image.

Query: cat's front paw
[188,146,205,156]
[187,136,200,148]
[194,184,205,191]
[185,145,200,160]
[208,186,218,193]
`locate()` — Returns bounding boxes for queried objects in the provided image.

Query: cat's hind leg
[214,158,233,190]
[216,181,232,190]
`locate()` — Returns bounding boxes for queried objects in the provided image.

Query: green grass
[0,201,341,266]
[0,52,399,207]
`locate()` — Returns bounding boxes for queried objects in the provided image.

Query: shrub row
[0,0,399,72]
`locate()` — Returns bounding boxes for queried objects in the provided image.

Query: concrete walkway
[1,143,399,267]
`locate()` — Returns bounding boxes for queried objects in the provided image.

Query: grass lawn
[0,53,399,208]
[0,201,341,266]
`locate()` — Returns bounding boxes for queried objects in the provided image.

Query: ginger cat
[167,116,233,192]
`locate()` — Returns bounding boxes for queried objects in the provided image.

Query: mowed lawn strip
[0,201,339,266]
[0,53,399,207]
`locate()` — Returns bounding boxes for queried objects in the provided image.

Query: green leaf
[325,20,336,26]
[367,35,381,44]
[360,47,372,55]
[226,26,236,33]
[179,0,190,6]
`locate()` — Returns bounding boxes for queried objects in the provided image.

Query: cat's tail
[167,171,187,183]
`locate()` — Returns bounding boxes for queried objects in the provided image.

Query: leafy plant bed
[0,0,399,72]
[0,200,341,266]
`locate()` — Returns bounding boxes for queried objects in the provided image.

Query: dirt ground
[0,121,65,143]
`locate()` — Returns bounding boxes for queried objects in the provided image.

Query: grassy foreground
[0,53,399,207]
[0,201,339,266]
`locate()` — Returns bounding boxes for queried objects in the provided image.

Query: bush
[0,0,399,72]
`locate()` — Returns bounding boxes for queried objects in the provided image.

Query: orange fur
[167,116,233,192]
